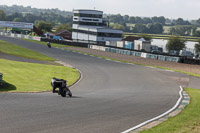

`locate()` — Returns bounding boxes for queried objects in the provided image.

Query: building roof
[54,30,71,35]
[54,30,72,40]
[73,9,103,13]
[77,25,123,33]
[122,36,143,42]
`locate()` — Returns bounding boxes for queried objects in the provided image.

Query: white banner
[33,36,41,41]
[0,21,33,29]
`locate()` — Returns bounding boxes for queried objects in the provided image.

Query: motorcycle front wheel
[67,90,72,97]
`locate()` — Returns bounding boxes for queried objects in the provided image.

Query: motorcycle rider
[47,41,51,48]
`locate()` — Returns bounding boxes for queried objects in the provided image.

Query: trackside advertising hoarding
[0,21,33,29]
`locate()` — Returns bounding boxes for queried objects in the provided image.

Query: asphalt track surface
[0,36,189,133]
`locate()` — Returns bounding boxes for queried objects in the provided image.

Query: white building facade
[72,9,123,44]
[134,40,151,52]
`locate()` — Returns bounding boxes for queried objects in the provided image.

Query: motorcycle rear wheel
[59,88,66,97]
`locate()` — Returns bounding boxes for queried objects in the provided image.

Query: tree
[109,23,125,31]
[148,23,163,34]
[195,39,200,53]
[0,10,6,20]
[166,36,186,52]
[135,17,143,23]
[169,25,196,36]
[165,18,172,25]
[132,23,148,33]
[55,23,72,32]
[193,30,200,37]
[197,18,200,25]
[13,18,22,22]
[35,21,53,32]
[24,13,38,23]
[123,15,129,23]
[143,17,152,24]
[158,16,166,25]
[176,18,185,25]
[7,12,23,21]
[175,18,191,25]
[109,14,124,24]
[152,16,159,23]
[129,17,136,23]
[152,16,166,25]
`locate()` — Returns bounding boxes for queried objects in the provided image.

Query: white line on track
[145,66,156,69]
[121,86,183,133]
[164,70,175,72]
[69,68,83,89]
[114,61,122,63]
[126,63,134,65]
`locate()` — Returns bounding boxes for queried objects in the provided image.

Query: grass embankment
[0,59,79,92]
[0,40,55,61]
[0,40,79,92]
[141,88,200,133]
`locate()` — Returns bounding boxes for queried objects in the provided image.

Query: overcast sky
[1,0,200,20]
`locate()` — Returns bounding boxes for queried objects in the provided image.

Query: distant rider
[47,41,51,48]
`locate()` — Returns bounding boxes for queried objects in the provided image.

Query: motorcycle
[47,42,51,48]
[51,77,72,97]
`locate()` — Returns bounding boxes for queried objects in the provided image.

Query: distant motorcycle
[47,42,51,48]
[51,77,72,97]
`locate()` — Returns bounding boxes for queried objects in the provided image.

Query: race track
[0,36,189,133]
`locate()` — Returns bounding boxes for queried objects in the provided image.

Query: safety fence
[89,44,180,63]
[0,32,41,41]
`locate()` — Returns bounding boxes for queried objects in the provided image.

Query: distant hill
[0,5,73,17]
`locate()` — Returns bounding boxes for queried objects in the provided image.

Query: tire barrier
[0,32,36,41]
[89,44,200,64]
[179,57,200,65]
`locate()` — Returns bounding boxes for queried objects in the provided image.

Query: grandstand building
[72,9,123,44]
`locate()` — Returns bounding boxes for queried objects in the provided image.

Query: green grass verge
[0,59,79,92]
[0,40,55,61]
[141,88,200,133]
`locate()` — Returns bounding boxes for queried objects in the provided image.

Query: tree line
[0,5,200,36]
[0,9,73,32]
[0,5,72,17]
[106,14,200,26]
[0,10,72,26]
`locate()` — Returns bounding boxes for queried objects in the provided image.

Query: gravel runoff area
[66,47,200,75]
